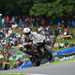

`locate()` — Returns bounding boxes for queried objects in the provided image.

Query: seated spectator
[55,25,63,36]
[63,25,72,39]
[14,59,23,68]
[63,25,69,36]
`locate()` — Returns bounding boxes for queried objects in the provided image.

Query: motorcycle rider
[22,27,53,66]
[38,26,55,48]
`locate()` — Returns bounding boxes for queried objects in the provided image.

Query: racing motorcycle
[20,40,53,66]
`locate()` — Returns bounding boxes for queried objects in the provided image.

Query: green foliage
[30,3,48,16]
[0,0,75,16]
[30,0,75,17]
[0,0,33,15]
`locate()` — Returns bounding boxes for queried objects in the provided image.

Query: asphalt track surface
[0,62,75,75]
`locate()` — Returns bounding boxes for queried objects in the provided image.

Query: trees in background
[0,0,33,15]
[30,0,75,17]
[0,0,75,17]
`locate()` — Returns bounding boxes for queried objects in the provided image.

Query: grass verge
[51,58,75,64]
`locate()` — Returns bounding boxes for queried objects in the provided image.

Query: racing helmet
[23,28,31,34]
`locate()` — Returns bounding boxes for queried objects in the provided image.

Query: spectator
[63,25,69,35]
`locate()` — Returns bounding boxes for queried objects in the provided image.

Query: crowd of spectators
[0,14,74,70]
[0,15,51,28]
[0,14,53,70]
